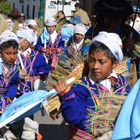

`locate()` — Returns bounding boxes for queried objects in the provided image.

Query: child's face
[47,26,56,34]
[88,51,118,81]
[0,47,18,65]
[75,33,84,43]
[19,39,30,51]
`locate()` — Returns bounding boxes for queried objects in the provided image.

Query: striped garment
[59,75,131,139]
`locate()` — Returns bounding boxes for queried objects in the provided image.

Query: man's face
[1,47,18,65]
[47,26,56,34]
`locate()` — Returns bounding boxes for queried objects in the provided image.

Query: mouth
[8,60,15,64]
[92,70,101,74]
[92,71,102,78]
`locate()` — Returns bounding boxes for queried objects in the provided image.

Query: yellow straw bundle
[0,14,8,34]
[44,53,84,114]
[92,90,126,135]
[113,57,129,78]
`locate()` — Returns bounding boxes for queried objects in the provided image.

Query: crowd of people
[0,0,140,139]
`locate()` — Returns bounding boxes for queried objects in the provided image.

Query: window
[13,3,15,8]
[27,4,30,18]
[32,5,35,19]
[22,5,24,13]
[19,0,24,3]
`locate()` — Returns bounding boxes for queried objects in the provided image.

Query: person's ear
[112,60,119,69]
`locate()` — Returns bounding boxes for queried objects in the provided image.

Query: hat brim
[96,1,133,18]
[45,24,57,26]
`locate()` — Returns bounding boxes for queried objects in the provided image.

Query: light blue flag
[40,27,50,44]
[0,89,57,127]
[112,79,140,140]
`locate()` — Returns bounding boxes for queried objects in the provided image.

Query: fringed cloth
[68,125,112,140]
[68,125,93,140]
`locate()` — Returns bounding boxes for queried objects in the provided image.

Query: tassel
[37,132,43,140]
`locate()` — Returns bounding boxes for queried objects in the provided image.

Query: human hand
[41,47,47,53]
[55,81,70,96]
[20,69,27,77]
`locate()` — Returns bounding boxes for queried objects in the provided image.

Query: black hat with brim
[95,0,133,18]
[8,8,21,19]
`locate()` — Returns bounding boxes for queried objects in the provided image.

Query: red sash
[68,125,94,140]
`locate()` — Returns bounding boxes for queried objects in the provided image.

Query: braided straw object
[44,52,84,114]
[90,90,126,136]
[0,14,8,34]
[114,57,130,78]
[133,44,140,57]
[134,44,140,54]
[44,54,130,115]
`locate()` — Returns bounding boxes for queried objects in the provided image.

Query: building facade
[8,0,40,19]
[8,0,78,20]
[8,0,137,20]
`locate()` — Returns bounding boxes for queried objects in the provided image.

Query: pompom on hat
[92,31,123,63]
[45,18,57,26]
[95,0,133,18]
[74,23,87,36]
[0,30,19,46]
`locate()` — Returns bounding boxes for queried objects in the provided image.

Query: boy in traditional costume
[6,28,50,140]
[0,30,19,113]
[35,18,64,69]
[16,28,50,95]
[66,23,87,56]
[0,30,20,137]
[55,32,131,139]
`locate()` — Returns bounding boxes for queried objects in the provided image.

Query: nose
[93,61,99,69]
[10,54,14,59]
[10,54,16,61]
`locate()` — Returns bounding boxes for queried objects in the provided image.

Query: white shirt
[22,47,32,57]
[89,70,118,91]
[50,31,58,44]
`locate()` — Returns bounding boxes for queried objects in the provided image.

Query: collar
[22,47,32,56]
[0,57,16,71]
[89,70,118,91]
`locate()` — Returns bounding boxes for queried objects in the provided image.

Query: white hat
[92,31,123,63]
[45,18,57,26]
[16,28,34,44]
[27,19,37,26]
[0,30,19,45]
[74,23,87,36]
